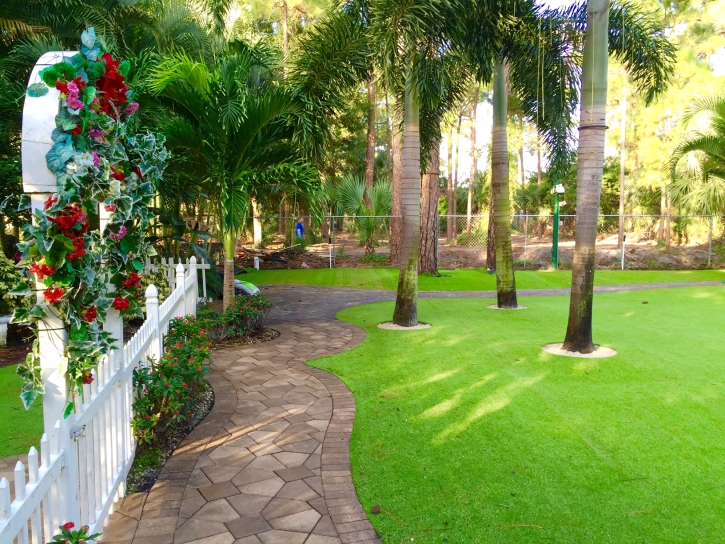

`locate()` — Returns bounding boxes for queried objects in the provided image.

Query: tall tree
[560,0,676,352]
[365,74,376,191]
[490,59,518,307]
[467,84,480,234]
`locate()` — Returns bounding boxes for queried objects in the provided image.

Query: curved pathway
[99,280,720,544]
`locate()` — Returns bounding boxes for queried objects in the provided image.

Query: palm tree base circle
[487,305,527,310]
[378,322,431,330]
[542,343,617,358]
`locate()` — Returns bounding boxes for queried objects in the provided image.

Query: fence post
[524,214,528,268]
[187,257,197,315]
[176,263,186,318]
[708,215,714,267]
[145,284,162,362]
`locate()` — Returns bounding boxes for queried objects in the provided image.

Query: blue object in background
[295,220,305,239]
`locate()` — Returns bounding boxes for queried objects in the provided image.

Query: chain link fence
[227,214,725,270]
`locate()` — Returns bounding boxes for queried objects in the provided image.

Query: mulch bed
[0,324,34,369]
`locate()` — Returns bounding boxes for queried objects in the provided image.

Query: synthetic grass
[0,365,43,458]
[239,267,725,291]
[309,287,725,543]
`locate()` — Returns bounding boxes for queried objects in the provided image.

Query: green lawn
[0,365,43,458]
[240,267,725,291]
[309,286,725,543]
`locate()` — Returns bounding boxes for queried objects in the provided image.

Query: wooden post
[186,256,197,315]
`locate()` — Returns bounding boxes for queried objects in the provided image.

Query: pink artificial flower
[125,102,139,115]
[67,81,79,94]
[109,225,127,240]
[104,203,117,212]
[92,151,100,167]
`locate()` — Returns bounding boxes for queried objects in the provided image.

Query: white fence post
[186,257,197,315]
[176,263,186,318]
[145,284,162,362]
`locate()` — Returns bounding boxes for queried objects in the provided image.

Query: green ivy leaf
[11,307,29,323]
[81,27,96,49]
[132,259,144,271]
[63,401,75,419]
[9,281,31,296]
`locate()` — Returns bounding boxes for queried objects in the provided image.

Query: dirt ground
[235,231,724,271]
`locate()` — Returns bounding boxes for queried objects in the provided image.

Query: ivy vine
[12,28,168,413]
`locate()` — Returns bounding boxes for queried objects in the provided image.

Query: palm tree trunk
[386,87,392,179]
[252,197,263,248]
[519,146,525,184]
[419,143,440,275]
[282,0,289,60]
[222,229,237,310]
[563,0,610,353]
[365,74,376,193]
[467,85,480,234]
[486,198,496,270]
[537,136,545,238]
[452,111,463,239]
[392,76,421,326]
[491,58,517,308]
[658,188,666,241]
[389,107,403,264]
[446,128,454,241]
[618,82,626,248]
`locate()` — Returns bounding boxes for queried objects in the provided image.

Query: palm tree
[149,45,319,309]
[560,0,676,353]
[668,95,725,215]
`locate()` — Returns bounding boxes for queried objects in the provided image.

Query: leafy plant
[0,253,22,314]
[132,315,211,445]
[52,522,100,543]
[139,269,171,304]
[195,293,272,341]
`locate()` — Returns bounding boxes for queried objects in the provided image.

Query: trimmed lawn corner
[308,286,725,543]
[0,365,43,458]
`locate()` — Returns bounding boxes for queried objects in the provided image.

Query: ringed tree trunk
[365,74,376,195]
[491,58,517,308]
[419,143,440,275]
[452,111,463,239]
[222,229,238,310]
[446,128,454,241]
[486,198,496,270]
[467,84,480,234]
[618,82,626,248]
[252,197,263,248]
[392,76,421,326]
[563,0,610,353]
[389,107,403,264]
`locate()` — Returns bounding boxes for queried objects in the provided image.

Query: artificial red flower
[67,237,86,261]
[70,124,83,136]
[55,80,69,94]
[29,262,56,280]
[121,272,141,288]
[62,522,75,530]
[44,196,57,210]
[112,297,130,311]
[81,305,97,323]
[48,203,88,232]
[44,287,65,304]
[110,167,126,181]
[81,370,94,385]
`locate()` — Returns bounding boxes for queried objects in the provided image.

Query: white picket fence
[0,259,200,543]
[146,257,211,302]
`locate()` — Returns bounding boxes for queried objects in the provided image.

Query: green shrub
[131,315,211,445]
[140,269,172,304]
[0,253,22,315]
[196,293,272,340]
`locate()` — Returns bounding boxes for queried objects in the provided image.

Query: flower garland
[12,28,168,413]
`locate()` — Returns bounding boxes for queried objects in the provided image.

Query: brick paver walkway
[101,320,379,544]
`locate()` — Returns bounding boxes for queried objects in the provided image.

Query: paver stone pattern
[101,284,380,544]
